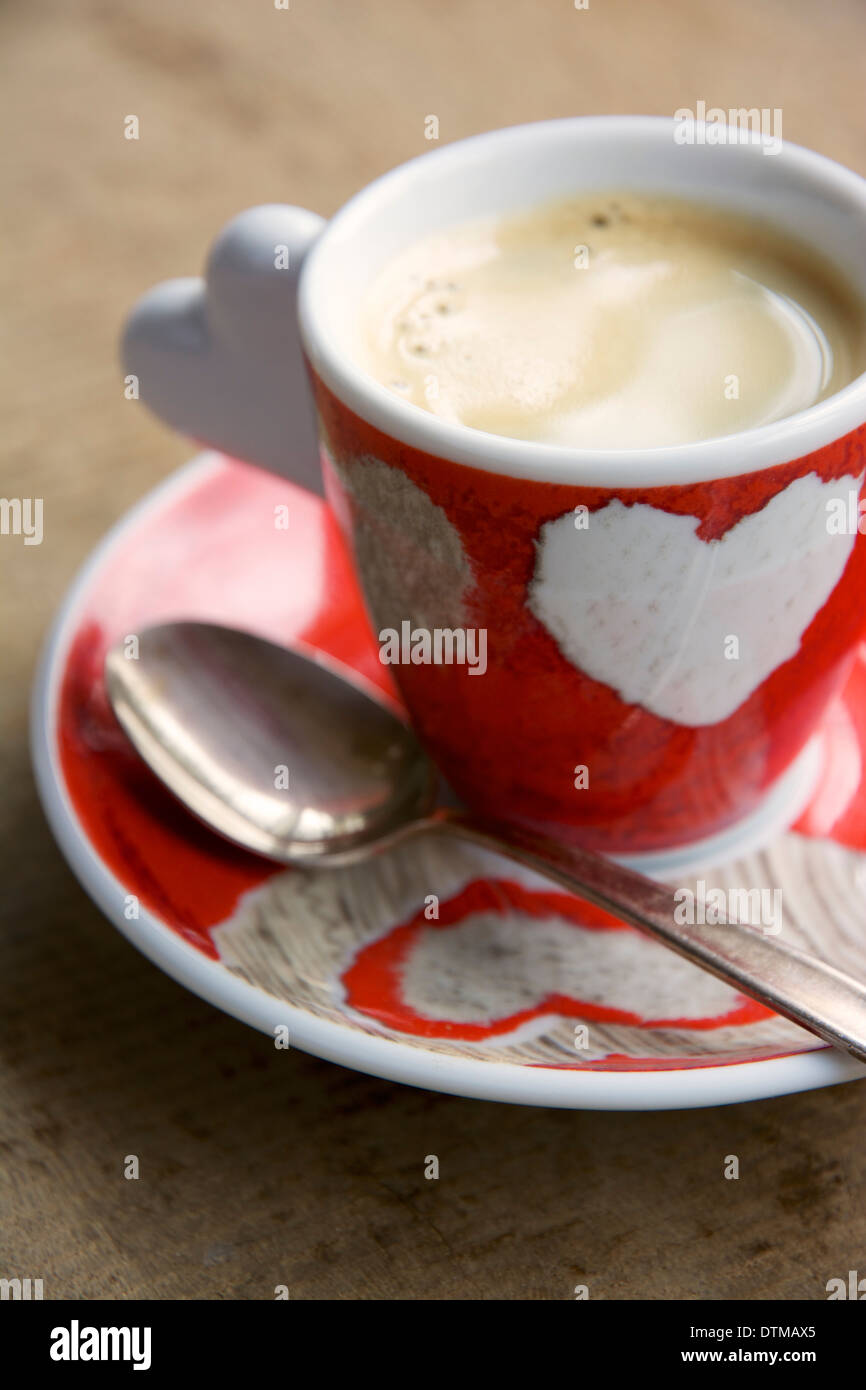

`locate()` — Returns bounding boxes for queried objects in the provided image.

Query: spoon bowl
[105,623,436,862]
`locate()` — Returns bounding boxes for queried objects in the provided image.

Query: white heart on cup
[528,471,861,727]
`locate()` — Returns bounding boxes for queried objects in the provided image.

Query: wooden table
[2,0,865,1300]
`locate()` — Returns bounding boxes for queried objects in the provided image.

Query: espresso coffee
[358,193,866,447]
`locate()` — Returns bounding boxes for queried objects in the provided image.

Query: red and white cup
[123,117,866,871]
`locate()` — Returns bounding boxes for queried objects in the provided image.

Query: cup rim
[298,115,866,486]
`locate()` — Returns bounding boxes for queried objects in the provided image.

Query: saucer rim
[30,451,866,1110]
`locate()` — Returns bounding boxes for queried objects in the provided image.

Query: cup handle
[121,204,327,496]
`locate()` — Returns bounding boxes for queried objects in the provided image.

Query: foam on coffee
[358,193,866,447]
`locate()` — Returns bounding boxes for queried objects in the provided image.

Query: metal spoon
[105,621,866,1064]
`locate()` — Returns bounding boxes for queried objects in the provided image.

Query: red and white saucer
[31,453,866,1109]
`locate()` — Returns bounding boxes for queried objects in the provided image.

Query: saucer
[31,452,866,1109]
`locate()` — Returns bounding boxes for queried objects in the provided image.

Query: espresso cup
[123,116,866,869]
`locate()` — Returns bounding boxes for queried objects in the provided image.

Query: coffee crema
[357,193,866,448]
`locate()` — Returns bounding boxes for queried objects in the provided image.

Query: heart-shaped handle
[121,204,327,495]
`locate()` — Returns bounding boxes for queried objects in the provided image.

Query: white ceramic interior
[299,115,866,485]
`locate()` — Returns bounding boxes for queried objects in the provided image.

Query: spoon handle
[429,808,866,1064]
